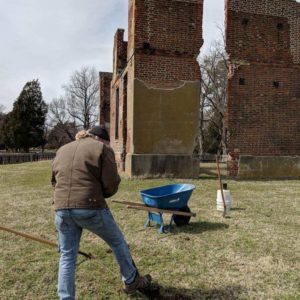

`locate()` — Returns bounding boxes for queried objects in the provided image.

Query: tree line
[0,66,99,152]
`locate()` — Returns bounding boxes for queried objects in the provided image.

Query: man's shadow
[172,221,229,234]
[139,284,247,299]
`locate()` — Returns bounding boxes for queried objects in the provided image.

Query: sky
[0,0,225,112]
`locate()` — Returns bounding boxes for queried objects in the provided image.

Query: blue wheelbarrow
[113,184,196,233]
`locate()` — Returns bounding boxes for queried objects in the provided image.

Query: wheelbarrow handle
[112,200,145,207]
[126,205,196,217]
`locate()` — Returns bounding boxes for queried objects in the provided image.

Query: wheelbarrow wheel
[173,206,191,227]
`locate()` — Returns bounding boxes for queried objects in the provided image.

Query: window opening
[115,88,119,140]
[239,78,246,85]
[277,23,284,30]
[242,18,249,27]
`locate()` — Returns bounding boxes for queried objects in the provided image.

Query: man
[51,125,152,300]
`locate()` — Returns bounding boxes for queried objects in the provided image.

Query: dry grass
[0,161,299,299]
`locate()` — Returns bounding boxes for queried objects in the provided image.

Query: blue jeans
[55,208,137,300]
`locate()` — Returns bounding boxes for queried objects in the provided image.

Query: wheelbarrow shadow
[136,284,247,299]
[172,221,229,234]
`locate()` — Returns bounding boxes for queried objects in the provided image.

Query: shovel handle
[0,225,93,259]
[216,156,227,217]
[127,205,196,217]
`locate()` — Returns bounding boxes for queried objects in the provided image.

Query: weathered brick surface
[134,53,200,86]
[131,0,203,87]
[226,0,300,176]
[112,29,128,81]
[226,11,293,64]
[109,29,129,170]
[110,74,128,171]
[99,72,112,127]
[228,65,300,155]
[226,0,300,64]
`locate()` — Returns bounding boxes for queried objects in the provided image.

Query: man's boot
[123,274,152,295]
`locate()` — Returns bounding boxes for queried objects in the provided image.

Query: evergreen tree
[0,112,14,150]
[0,109,7,149]
[7,80,48,152]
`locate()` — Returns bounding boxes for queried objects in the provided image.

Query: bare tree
[63,66,99,129]
[48,97,69,125]
[199,40,228,155]
[48,97,76,142]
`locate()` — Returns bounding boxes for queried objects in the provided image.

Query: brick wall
[112,29,128,80]
[110,28,129,170]
[226,0,300,176]
[106,0,203,175]
[129,0,203,87]
[99,72,112,127]
[226,11,292,64]
[227,0,300,64]
[227,65,300,155]
[110,73,128,171]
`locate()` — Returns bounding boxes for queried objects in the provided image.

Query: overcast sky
[0,0,225,112]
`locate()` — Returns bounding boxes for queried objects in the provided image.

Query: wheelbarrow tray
[140,183,195,209]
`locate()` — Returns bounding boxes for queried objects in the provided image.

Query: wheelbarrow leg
[167,215,175,233]
[144,211,179,234]
[158,213,165,234]
[152,213,164,234]
[159,224,164,234]
[145,212,164,233]
[144,213,151,228]
[148,212,165,234]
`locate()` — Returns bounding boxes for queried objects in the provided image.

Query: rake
[0,225,94,259]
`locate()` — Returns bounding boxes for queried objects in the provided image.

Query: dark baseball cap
[89,125,110,141]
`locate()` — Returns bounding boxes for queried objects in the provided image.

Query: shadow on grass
[230,207,246,211]
[197,176,219,180]
[139,284,247,300]
[234,177,300,182]
[174,221,229,234]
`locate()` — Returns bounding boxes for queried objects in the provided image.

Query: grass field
[0,161,299,300]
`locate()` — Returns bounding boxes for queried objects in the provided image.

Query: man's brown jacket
[51,137,121,210]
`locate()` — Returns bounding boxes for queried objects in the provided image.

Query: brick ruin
[99,72,112,129]
[100,0,300,178]
[226,0,300,178]
[100,0,203,177]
